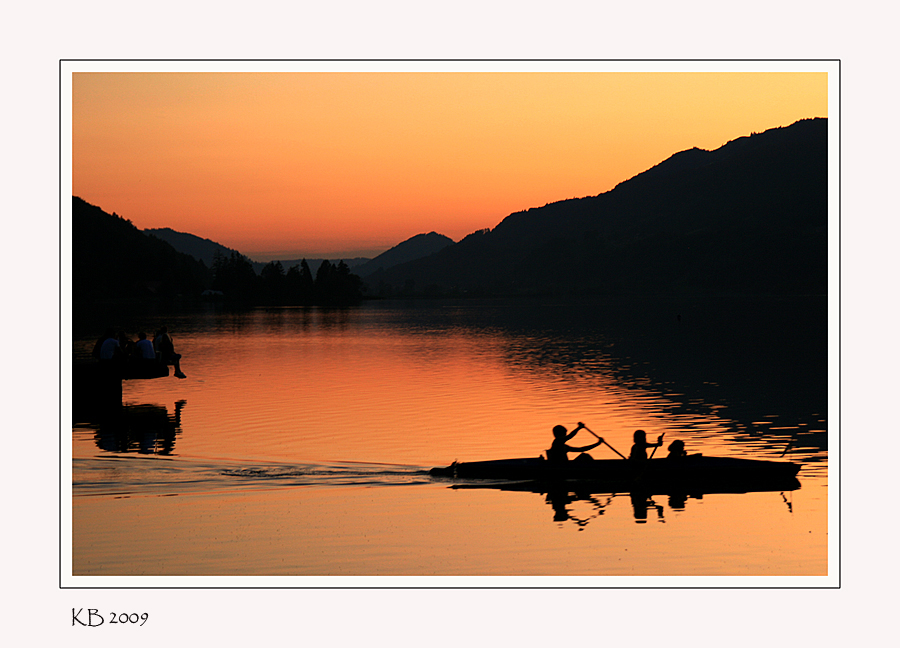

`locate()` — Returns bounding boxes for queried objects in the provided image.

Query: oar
[649,433,665,459]
[780,435,796,458]
[582,424,627,460]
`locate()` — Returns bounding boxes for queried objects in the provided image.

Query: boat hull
[429,455,801,494]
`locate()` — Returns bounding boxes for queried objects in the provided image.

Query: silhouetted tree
[212,251,258,304]
[284,264,301,305]
[314,259,335,303]
[334,260,363,303]
[283,260,315,304]
[313,259,363,304]
[260,260,286,305]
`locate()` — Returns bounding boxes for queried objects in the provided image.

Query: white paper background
[6,1,887,644]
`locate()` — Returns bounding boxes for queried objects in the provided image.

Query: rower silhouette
[546,422,602,463]
[629,429,664,461]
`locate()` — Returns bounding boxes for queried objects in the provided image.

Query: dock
[73,360,169,419]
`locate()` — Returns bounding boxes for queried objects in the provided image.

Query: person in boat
[546,423,603,463]
[629,429,664,461]
[666,439,687,459]
[154,325,187,379]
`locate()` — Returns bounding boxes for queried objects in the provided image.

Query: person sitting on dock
[135,331,156,361]
[629,429,664,461]
[93,329,125,378]
[118,331,136,359]
[97,329,123,362]
[154,325,187,379]
[546,423,602,463]
[92,329,114,360]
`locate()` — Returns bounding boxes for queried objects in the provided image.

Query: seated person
[118,331,136,359]
[666,439,687,459]
[629,429,664,461]
[154,325,187,379]
[546,423,602,463]
[95,329,124,377]
[135,331,156,361]
[98,329,124,363]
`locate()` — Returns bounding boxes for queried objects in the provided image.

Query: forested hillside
[373,118,828,297]
[72,197,212,310]
[72,197,363,314]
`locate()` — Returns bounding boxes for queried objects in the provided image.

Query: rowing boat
[429,455,801,494]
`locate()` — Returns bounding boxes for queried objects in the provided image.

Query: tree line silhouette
[211,251,363,305]
[73,197,364,315]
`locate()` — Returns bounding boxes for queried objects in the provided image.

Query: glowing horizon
[72,70,827,260]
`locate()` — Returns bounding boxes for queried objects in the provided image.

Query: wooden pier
[73,360,169,419]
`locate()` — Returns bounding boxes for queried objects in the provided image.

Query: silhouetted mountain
[354,232,455,277]
[72,197,213,311]
[146,227,369,276]
[373,118,828,298]
[73,198,364,313]
[145,227,241,269]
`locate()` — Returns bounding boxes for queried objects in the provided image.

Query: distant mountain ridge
[373,118,828,297]
[354,232,454,277]
[72,198,212,314]
[73,198,366,312]
[75,117,827,306]
[146,227,454,278]
[144,228,370,275]
[145,227,239,268]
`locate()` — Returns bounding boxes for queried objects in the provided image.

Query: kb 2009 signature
[72,609,148,627]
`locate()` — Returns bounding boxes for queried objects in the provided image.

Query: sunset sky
[71,67,828,260]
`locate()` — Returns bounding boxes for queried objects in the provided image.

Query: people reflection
[630,491,664,523]
[95,400,186,455]
[629,429,664,461]
[546,423,602,463]
[545,487,612,528]
[547,487,576,522]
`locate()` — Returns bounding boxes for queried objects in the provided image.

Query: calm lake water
[68,296,830,583]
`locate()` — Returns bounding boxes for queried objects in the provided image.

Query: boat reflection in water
[442,462,801,528]
[75,400,186,455]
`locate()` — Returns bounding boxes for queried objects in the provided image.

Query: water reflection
[452,477,800,528]
[76,400,186,455]
[71,299,827,576]
[318,297,826,456]
[546,489,614,528]
[630,493,666,524]
[72,299,827,471]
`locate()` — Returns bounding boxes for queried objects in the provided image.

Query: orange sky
[72,70,827,260]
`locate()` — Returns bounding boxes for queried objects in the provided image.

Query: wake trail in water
[220,462,433,487]
[73,457,435,498]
